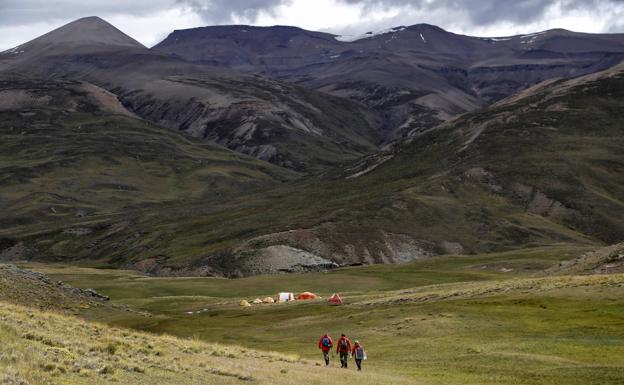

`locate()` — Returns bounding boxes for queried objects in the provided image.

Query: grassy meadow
[15,244,624,384]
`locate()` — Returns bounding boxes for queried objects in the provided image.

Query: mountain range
[1,16,623,276]
[155,23,624,139]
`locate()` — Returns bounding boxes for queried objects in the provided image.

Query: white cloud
[252,0,363,30]
[0,20,67,50]
[107,8,204,47]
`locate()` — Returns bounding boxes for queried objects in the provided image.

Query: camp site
[6,245,624,384]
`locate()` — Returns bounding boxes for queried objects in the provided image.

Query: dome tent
[262,297,275,303]
[239,300,251,307]
[296,292,318,300]
[252,298,263,304]
[328,293,343,305]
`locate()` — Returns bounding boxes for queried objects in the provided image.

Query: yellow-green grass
[0,301,413,385]
[18,246,624,385]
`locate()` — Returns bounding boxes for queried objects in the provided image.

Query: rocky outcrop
[0,264,110,310]
[549,243,624,275]
[511,183,580,221]
[236,245,339,275]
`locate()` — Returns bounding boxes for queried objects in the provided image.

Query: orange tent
[328,293,343,305]
[296,292,318,300]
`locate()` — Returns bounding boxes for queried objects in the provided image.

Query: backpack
[340,339,348,351]
[354,346,365,360]
[322,337,332,348]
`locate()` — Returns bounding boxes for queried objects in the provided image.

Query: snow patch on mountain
[2,46,25,55]
[520,31,548,39]
[335,26,406,42]
[480,37,513,42]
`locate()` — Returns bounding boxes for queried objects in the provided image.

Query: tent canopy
[328,293,343,305]
[262,297,275,303]
[278,292,295,302]
[297,292,318,300]
[239,300,251,307]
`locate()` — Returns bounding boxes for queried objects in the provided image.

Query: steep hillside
[155,24,624,140]
[2,18,624,276]
[0,17,381,172]
[5,60,622,276]
[84,59,624,276]
[0,75,300,265]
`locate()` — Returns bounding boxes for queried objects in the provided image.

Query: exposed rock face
[511,183,580,221]
[238,245,339,275]
[228,228,438,275]
[378,232,435,263]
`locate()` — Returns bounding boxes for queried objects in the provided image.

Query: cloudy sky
[1,0,624,50]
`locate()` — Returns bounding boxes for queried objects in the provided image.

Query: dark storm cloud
[0,0,291,26]
[0,0,176,26]
[2,0,622,28]
[176,0,292,23]
[339,0,623,26]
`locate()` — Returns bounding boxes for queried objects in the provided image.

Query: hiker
[318,332,333,366]
[352,340,366,371]
[336,333,352,368]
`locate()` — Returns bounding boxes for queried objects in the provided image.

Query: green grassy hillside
[0,76,297,269]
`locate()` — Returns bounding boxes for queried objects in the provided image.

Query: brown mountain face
[2,17,624,276]
[4,59,623,277]
[117,59,624,276]
[154,24,624,141]
[0,17,380,172]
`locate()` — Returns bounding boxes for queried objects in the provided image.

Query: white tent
[278,292,295,302]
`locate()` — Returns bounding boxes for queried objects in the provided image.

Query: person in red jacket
[352,340,366,371]
[318,332,333,366]
[336,334,352,368]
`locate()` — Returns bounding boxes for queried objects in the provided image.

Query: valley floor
[4,245,624,384]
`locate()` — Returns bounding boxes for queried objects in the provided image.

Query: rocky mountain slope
[0,17,381,172]
[3,59,622,276]
[155,24,624,140]
[121,59,624,275]
[1,17,624,276]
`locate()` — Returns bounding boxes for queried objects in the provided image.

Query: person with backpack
[352,340,366,371]
[336,334,352,368]
[317,332,333,366]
